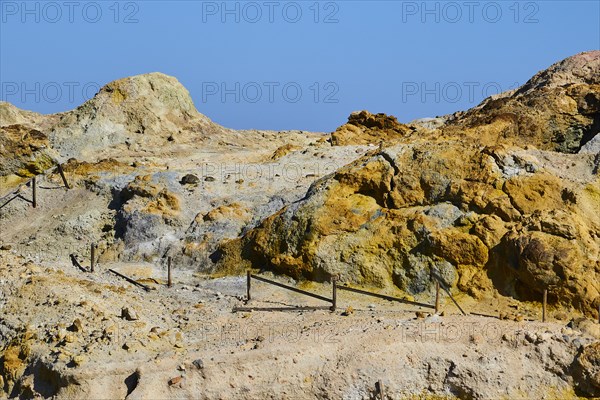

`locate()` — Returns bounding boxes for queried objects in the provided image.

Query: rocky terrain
[0,51,599,399]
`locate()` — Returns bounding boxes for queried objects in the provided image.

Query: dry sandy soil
[1,249,599,399]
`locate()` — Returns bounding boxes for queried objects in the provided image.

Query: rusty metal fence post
[167,257,173,288]
[542,289,547,322]
[435,281,440,314]
[247,270,251,301]
[90,243,96,272]
[330,276,337,311]
[32,177,37,208]
[57,164,70,189]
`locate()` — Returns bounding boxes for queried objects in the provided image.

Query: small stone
[537,332,552,343]
[525,332,536,343]
[514,314,524,322]
[57,351,70,363]
[169,376,182,386]
[204,176,216,182]
[415,311,426,319]
[0,244,12,251]
[341,306,354,316]
[68,319,83,333]
[562,327,576,335]
[180,174,199,185]
[72,355,86,366]
[122,307,139,321]
[178,364,186,371]
[192,359,204,370]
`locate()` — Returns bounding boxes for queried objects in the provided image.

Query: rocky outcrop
[111,174,184,261]
[331,111,412,146]
[0,124,58,195]
[440,51,600,154]
[0,125,55,177]
[573,342,600,397]
[1,52,600,400]
[215,51,600,316]
[216,140,600,315]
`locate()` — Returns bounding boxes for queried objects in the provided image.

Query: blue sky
[1,0,599,131]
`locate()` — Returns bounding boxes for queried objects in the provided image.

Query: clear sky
[1,0,599,131]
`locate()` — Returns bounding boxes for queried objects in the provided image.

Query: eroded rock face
[217,141,599,314]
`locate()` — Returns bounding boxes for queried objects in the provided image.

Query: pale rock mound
[49,73,218,159]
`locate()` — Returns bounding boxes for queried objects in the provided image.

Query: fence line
[0,163,70,210]
[248,272,334,305]
[337,285,435,309]
[61,249,573,324]
[108,268,152,292]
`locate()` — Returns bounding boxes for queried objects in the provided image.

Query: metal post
[57,164,70,189]
[247,270,251,301]
[167,257,172,288]
[32,177,37,208]
[542,289,547,322]
[90,243,95,272]
[331,276,337,311]
[435,281,440,314]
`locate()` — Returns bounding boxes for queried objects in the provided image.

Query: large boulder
[112,174,184,262]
